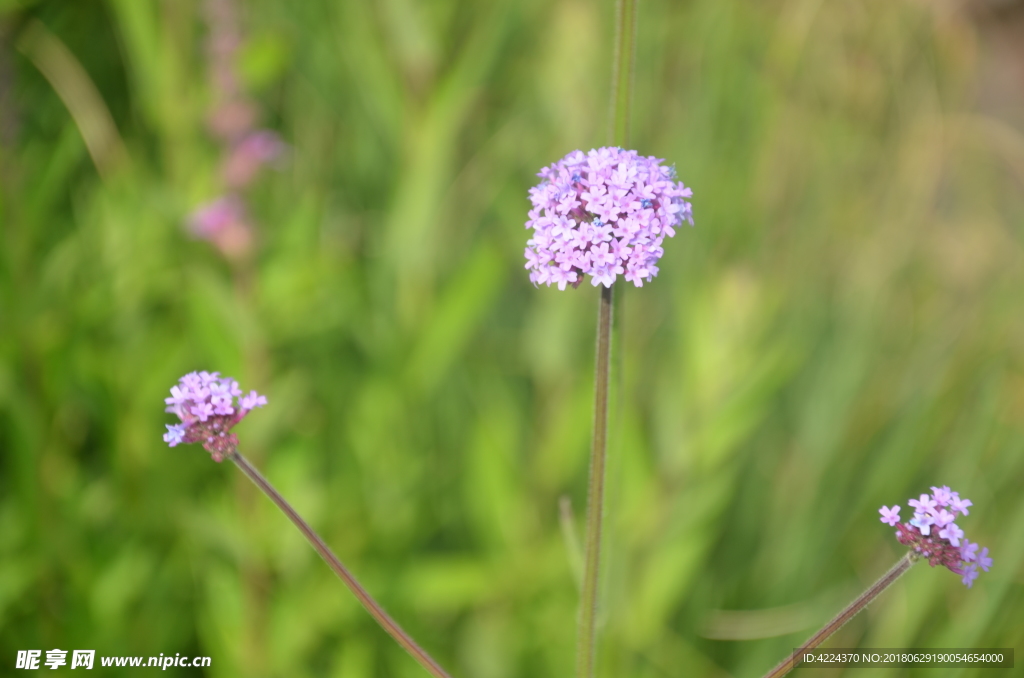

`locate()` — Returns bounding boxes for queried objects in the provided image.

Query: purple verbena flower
[888,487,990,588]
[163,371,268,462]
[879,505,901,526]
[524,147,693,289]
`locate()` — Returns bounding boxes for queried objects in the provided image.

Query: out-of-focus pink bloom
[187,195,253,260]
[222,130,287,188]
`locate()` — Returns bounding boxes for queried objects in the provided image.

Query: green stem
[576,284,615,678]
[761,553,917,678]
[609,0,639,147]
[229,450,454,678]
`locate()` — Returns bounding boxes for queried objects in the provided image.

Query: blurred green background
[2,0,1023,676]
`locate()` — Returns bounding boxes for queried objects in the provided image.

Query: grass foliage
[1,0,1023,676]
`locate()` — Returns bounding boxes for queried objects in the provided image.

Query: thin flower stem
[576,284,614,678]
[608,0,639,147]
[761,552,917,678]
[228,450,454,678]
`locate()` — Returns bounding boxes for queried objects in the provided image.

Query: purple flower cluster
[163,371,267,462]
[879,486,992,588]
[524,147,693,289]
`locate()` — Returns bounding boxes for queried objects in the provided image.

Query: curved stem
[229,450,454,678]
[576,284,615,678]
[761,553,917,678]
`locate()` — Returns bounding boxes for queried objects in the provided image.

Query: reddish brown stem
[576,283,614,678]
[761,553,917,678]
[229,450,454,678]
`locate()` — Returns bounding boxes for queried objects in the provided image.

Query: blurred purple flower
[189,195,244,238]
[524,147,693,289]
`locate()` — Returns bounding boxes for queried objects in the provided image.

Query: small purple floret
[163,423,187,447]
[909,512,934,536]
[241,391,268,410]
[939,523,964,547]
[961,564,979,588]
[950,494,972,516]
[932,509,955,528]
[879,505,901,526]
[977,547,993,572]
[908,493,937,513]
[931,486,953,506]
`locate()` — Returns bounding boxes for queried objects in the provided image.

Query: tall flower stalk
[524,8,691,678]
[163,372,454,678]
[577,280,613,678]
[525,143,693,677]
[526,146,691,675]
